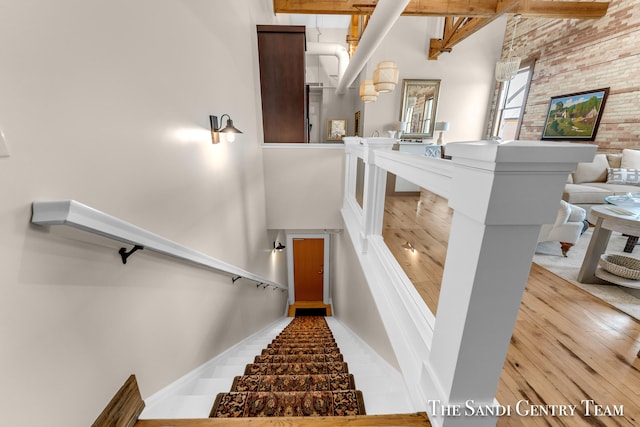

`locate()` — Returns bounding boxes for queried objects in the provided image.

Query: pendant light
[373,61,399,92]
[495,14,522,82]
[359,79,378,103]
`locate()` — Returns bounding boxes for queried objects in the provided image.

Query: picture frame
[541,88,609,141]
[399,79,441,140]
[327,118,347,141]
[354,111,361,137]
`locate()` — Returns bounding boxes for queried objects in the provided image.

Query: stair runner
[209,316,366,417]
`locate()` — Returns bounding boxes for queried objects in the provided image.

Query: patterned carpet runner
[209,316,366,417]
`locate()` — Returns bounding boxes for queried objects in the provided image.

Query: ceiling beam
[429,0,524,60]
[513,1,610,19]
[273,0,609,19]
[429,17,491,60]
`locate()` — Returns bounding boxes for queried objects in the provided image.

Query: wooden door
[256,25,308,143]
[293,238,324,301]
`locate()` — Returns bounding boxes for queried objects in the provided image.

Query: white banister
[342,138,596,426]
[31,200,287,291]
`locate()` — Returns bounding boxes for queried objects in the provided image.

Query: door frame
[286,233,330,306]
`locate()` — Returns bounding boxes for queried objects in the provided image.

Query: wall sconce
[273,241,286,251]
[435,121,450,145]
[209,114,243,144]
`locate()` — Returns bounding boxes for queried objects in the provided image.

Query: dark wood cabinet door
[257,25,308,143]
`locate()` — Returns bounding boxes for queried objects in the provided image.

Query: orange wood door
[293,238,324,301]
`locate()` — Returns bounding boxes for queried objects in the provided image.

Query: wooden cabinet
[257,25,308,143]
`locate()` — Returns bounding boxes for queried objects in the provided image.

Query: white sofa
[563,148,640,210]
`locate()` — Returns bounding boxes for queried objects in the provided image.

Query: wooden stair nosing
[135,412,432,426]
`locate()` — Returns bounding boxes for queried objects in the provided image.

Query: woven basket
[599,254,640,280]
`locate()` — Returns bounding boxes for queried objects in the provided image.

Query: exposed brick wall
[489,0,640,152]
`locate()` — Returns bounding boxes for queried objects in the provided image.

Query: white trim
[341,138,597,426]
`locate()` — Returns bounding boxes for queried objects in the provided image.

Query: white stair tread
[189,378,233,395]
[210,364,248,378]
[141,395,214,419]
[362,391,415,414]
[141,316,414,419]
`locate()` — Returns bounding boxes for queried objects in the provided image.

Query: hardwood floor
[382,190,640,426]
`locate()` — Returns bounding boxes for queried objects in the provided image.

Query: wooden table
[577,204,640,285]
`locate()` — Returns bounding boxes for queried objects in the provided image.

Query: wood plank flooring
[382,190,640,426]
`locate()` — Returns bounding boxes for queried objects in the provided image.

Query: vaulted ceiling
[273,0,610,59]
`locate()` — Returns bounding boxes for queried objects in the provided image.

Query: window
[493,62,534,140]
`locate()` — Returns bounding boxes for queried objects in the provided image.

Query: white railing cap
[445,140,597,171]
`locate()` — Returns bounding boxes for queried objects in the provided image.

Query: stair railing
[31,199,287,291]
[341,137,596,427]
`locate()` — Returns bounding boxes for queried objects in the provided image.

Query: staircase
[92,317,431,427]
[209,316,365,417]
[130,317,427,426]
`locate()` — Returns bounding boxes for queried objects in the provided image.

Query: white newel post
[422,141,596,427]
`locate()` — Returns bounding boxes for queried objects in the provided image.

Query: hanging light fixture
[373,61,399,92]
[495,14,522,82]
[359,79,378,103]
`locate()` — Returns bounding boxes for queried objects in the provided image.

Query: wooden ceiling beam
[429,17,492,60]
[428,0,522,60]
[273,0,609,19]
[427,0,610,60]
[273,0,609,60]
[513,1,610,19]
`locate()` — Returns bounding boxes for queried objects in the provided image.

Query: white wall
[361,16,507,143]
[263,146,345,230]
[0,1,287,426]
[331,230,400,370]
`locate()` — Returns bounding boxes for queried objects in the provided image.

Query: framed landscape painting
[541,87,609,141]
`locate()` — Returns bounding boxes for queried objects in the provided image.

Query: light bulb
[225,132,235,142]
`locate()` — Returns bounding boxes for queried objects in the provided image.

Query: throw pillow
[573,154,609,183]
[606,168,640,185]
[606,153,622,169]
[621,149,640,168]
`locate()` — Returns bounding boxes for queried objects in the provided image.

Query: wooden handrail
[31,200,287,290]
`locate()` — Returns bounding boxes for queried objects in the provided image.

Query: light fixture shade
[219,118,243,135]
[210,114,242,143]
[359,79,378,103]
[373,61,399,92]
[435,121,450,131]
[495,57,521,82]
[495,14,522,82]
